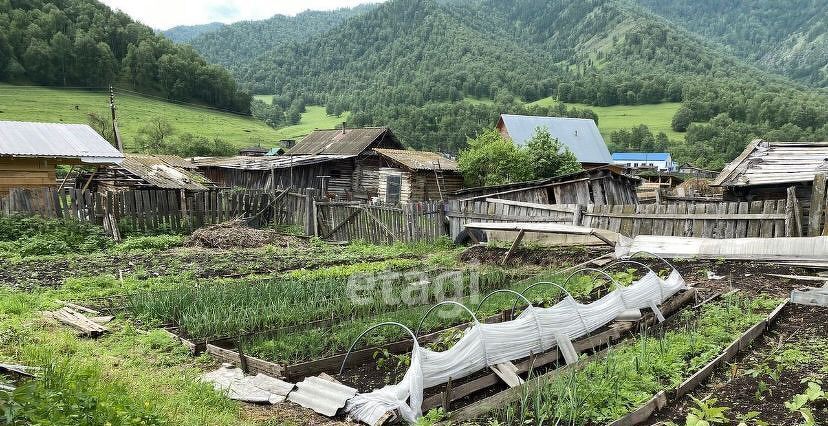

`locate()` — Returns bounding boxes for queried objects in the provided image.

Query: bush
[0,216,110,258]
[111,235,184,252]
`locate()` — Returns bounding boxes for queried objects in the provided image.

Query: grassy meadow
[253,94,351,141]
[0,84,282,151]
[528,96,684,141]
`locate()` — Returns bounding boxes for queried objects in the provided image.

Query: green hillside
[528,97,683,141]
[0,85,279,151]
[271,106,350,141]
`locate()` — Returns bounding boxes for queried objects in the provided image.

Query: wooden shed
[0,120,124,194]
[451,166,639,204]
[80,154,216,192]
[374,149,463,203]
[712,139,828,234]
[194,127,405,199]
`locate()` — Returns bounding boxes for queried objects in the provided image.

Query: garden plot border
[439,288,698,423]
[605,298,788,426]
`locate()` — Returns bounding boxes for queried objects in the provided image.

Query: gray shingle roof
[712,140,828,187]
[499,114,611,164]
[374,149,459,171]
[0,120,123,163]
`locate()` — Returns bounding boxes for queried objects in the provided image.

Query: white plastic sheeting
[345,269,687,425]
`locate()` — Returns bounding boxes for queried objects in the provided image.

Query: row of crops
[493,294,781,425]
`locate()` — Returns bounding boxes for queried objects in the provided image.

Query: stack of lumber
[43,303,111,337]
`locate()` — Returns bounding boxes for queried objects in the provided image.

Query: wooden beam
[808,174,826,236]
[502,229,525,264]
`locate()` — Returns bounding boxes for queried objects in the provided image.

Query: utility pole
[110,86,123,152]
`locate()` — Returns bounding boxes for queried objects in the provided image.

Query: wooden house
[0,120,124,194]
[451,166,639,205]
[374,149,463,203]
[194,127,405,199]
[496,114,612,168]
[712,140,828,233]
[80,154,216,192]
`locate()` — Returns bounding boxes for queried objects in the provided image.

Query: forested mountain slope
[230,0,827,168]
[635,0,828,88]
[185,5,377,72]
[162,22,224,43]
[0,0,251,113]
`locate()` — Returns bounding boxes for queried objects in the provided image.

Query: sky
[99,0,385,30]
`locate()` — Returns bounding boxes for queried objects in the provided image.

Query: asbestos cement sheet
[287,375,358,417]
[200,364,294,404]
[616,235,828,262]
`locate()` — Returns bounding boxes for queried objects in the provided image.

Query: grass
[527,97,684,141]
[0,84,280,151]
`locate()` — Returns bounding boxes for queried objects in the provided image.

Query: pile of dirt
[185,220,302,250]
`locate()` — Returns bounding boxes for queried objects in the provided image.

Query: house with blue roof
[496,114,612,168]
[611,152,675,171]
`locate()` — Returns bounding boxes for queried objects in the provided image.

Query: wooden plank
[760,200,775,237]
[809,174,827,236]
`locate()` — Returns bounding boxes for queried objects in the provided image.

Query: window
[386,174,401,204]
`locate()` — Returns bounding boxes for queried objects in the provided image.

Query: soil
[460,244,611,268]
[647,303,828,426]
[0,246,417,290]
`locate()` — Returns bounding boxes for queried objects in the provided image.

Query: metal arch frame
[510,281,572,318]
[339,322,419,375]
[626,250,678,272]
[474,289,544,354]
[563,267,620,288]
[414,301,479,337]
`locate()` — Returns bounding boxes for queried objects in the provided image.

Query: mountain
[226,0,827,167]
[186,4,378,72]
[635,0,828,88]
[162,22,224,43]
[0,0,251,113]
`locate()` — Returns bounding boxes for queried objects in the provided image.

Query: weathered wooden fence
[581,199,800,239]
[315,201,445,243]
[446,198,581,239]
[0,187,309,234]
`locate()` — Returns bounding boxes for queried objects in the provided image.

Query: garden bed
[646,302,828,426]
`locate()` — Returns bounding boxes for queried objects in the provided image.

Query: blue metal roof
[611,152,671,161]
[499,114,611,164]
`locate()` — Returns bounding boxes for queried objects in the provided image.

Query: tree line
[0,0,251,113]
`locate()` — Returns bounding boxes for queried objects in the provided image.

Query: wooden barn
[374,149,463,203]
[451,166,639,205]
[0,120,124,194]
[194,127,406,199]
[712,139,828,234]
[80,154,216,192]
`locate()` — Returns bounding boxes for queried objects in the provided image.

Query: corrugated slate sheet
[286,127,391,155]
[0,120,123,163]
[713,140,828,187]
[374,148,459,171]
[193,154,354,171]
[120,154,215,191]
[286,376,357,417]
[499,114,612,164]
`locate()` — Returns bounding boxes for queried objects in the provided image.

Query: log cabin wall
[0,157,61,194]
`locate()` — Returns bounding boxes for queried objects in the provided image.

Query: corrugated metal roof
[286,376,357,417]
[612,152,670,162]
[120,154,215,190]
[0,120,124,163]
[374,148,459,171]
[499,114,612,164]
[193,154,355,171]
[712,140,828,187]
[286,127,401,155]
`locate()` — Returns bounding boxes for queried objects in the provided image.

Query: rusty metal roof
[285,127,401,155]
[193,154,354,171]
[120,154,215,190]
[712,140,828,187]
[374,148,459,171]
[0,120,124,164]
[286,376,357,417]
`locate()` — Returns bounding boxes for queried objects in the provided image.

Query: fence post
[304,188,316,237]
[808,174,826,236]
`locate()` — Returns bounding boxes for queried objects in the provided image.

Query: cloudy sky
[100,0,384,30]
